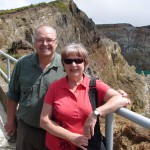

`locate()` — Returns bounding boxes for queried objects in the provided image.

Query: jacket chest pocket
[20,83,40,107]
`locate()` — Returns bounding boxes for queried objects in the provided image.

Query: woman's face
[63,55,85,80]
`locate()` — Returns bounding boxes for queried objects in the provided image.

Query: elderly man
[4,25,66,150]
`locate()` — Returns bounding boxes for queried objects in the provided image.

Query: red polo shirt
[44,74,110,150]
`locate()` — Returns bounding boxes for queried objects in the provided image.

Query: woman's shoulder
[95,79,110,90]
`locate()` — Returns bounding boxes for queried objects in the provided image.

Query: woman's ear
[84,60,88,68]
[84,63,88,72]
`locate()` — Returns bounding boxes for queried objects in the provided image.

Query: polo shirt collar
[50,53,62,67]
[32,53,39,66]
[62,74,89,89]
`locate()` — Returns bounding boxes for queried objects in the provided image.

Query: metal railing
[0,50,150,150]
[105,108,150,150]
[0,50,18,82]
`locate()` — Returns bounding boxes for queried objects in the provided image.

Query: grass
[0,3,47,15]
[51,0,68,12]
[0,0,68,15]
[9,53,22,59]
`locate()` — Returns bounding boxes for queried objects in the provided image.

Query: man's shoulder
[16,53,36,67]
[18,53,35,61]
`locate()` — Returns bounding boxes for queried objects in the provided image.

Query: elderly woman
[40,43,130,150]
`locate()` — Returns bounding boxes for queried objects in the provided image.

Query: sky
[0,0,149,27]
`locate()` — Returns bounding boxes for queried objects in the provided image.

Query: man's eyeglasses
[36,38,56,44]
[63,58,84,64]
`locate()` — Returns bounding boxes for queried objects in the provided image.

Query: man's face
[34,27,58,57]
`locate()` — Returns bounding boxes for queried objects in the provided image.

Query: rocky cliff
[0,0,149,149]
[97,23,150,71]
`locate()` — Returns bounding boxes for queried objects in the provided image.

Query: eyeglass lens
[63,58,84,64]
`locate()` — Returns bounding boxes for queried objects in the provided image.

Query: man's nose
[43,40,49,45]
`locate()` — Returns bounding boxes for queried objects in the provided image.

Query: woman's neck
[67,76,83,92]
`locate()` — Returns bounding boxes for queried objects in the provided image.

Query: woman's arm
[98,88,130,116]
[104,88,128,102]
[83,88,130,139]
[40,103,88,149]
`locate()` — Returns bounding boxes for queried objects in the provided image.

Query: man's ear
[55,40,58,47]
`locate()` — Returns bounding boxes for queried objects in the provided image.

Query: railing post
[7,58,10,82]
[105,113,114,150]
[0,50,18,82]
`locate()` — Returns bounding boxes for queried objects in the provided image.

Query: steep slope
[97,23,150,71]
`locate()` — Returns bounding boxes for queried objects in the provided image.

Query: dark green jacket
[7,52,66,127]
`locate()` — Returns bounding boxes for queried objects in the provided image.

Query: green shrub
[50,1,68,12]
[11,53,22,59]
[0,1,68,15]
[0,2,47,15]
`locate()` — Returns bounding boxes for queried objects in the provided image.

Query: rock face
[97,23,150,71]
[0,0,149,149]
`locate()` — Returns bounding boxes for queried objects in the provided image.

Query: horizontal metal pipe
[0,50,18,62]
[116,107,150,130]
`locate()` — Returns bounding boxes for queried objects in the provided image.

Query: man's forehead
[36,30,56,39]
[35,26,56,37]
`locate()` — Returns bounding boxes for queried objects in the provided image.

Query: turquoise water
[136,70,150,76]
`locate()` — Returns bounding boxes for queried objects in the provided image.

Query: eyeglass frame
[35,38,56,44]
[63,58,85,65]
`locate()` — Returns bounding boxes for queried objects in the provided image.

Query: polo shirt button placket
[74,103,79,118]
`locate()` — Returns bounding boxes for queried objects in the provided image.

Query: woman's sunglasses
[63,58,84,64]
